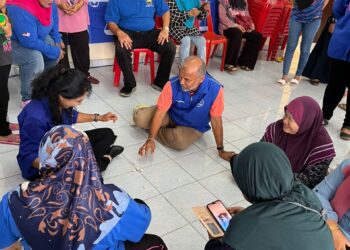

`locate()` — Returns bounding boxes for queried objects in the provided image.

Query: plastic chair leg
[113,57,121,87]
[205,42,211,65]
[221,42,227,71]
[211,44,219,58]
[133,51,140,72]
[150,52,155,84]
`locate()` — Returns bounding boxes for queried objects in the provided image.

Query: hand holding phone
[207,200,232,232]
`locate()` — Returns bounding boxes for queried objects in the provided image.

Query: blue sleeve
[313,159,350,222]
[8,8,60,59]
[332,0,349,19]
[0,194,17,249]
[72,110,78,124]
[49,4,62,43]
[105,0,120,24]
[18,117,48,178]
[96,199,151,248]
[155,0,169,17]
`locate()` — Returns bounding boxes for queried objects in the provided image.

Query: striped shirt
[292,0,324,23]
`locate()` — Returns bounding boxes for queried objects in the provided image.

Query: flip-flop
[9,123,19,131]
[338,103,346,111]
[290,79,300,85]
[340,126,350,141]
[0,133,20,145]
[240,66,253,71]
[309,79,320,86]
[276,79,287,86]
[224,65,237,73]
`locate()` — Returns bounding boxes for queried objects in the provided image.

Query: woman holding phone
[205,142,333,250]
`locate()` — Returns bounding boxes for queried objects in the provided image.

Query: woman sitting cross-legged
[262,96,336,188]
[205,142,333,250]
[17,65,123,181]
[314,159,350,250]
[0,125,167,250]
[167,0,209,63]
[218,0,262,73]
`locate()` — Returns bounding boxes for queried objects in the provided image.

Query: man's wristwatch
[163,26,169,32]
[93,113,100,122]
[217,146,224,151]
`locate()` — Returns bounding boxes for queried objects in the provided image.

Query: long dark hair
[31,64,92,125]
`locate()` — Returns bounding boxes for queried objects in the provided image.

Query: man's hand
[138,138,156,156]
[328,23,335,33]
[117,30,133,49]
[218,150,236,161]
[157,29,169,45]
[99,112,118,122]
[58,49,65,62]
[227,206,244,215]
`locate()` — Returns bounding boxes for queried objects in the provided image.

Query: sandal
[338,103,346,111]
[290,79,300,85]
[0,133,20,145]
[276,79,287,86]
[240,66,253,71]
[224,65,237,73]
[309,79,320,86]
[340,126,350,141]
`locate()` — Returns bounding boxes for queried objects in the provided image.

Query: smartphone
[207,200,232,231]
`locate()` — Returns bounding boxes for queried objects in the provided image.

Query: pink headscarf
[263,96,335,173]
[7,0,52,26]
[331,165,350,219]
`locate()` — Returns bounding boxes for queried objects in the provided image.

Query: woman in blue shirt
[322,0,350,141]
[18,65,124,180]
[7,0,64,106]
[0,125,167,250]
[277,0,329,86]
[314,159,350,250]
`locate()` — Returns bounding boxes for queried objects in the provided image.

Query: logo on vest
[175,100,185,103]
[196,99,204,108]
[145,0,153,7]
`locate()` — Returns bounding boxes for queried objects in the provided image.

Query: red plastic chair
[268,5,292,60]
[203,12,227,71]
[113,48,155,87]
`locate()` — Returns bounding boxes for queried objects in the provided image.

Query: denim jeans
[283,18,321,76]
[313,159,350,240]
[180,36,206,63]
[12,36,58,101]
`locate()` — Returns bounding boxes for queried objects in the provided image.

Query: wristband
[217,146,224,151]
[147,137,156,143]
[93,113,100,122]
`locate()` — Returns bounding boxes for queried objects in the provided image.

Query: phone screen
[207,200,232,231]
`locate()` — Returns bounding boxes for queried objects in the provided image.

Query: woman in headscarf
[6,0,64,106]
[262,96,336,188]
[205,142,333,250]
[218,0,262,73]
[314,159,350,250]
[0,125,167,250]
[18,65,123,181]
[167,0,209,63]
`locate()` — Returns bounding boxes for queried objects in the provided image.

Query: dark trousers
[114,28,176,88]
[60,30,90,76]
[0,64,11,136]
[223,28,262,69]
[85,128,117,172]
[125,234,168,250]
[322,58,350,127]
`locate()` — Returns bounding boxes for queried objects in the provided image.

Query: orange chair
[113,48,155,87]
[202,12,227,71]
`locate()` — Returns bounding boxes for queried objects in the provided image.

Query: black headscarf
[224,142,333,250]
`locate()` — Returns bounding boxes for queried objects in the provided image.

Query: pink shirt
[56,0,90,33]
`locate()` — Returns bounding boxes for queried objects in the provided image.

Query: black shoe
[108,145,124,159]
[120,86,136,97]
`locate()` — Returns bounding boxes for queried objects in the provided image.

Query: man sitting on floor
[134,56,235,161]
[105,0,176,97]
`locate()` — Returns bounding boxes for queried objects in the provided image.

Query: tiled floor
[1,51,350,250]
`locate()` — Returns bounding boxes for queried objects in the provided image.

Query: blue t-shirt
[105,0,169,31]
[291,0,324,23]
[7,3,61,60]
[328,0,350,62]
[17,98,79,179]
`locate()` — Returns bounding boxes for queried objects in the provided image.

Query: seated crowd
[0,0,350,249]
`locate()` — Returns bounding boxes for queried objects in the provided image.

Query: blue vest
[168,74,222,133]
